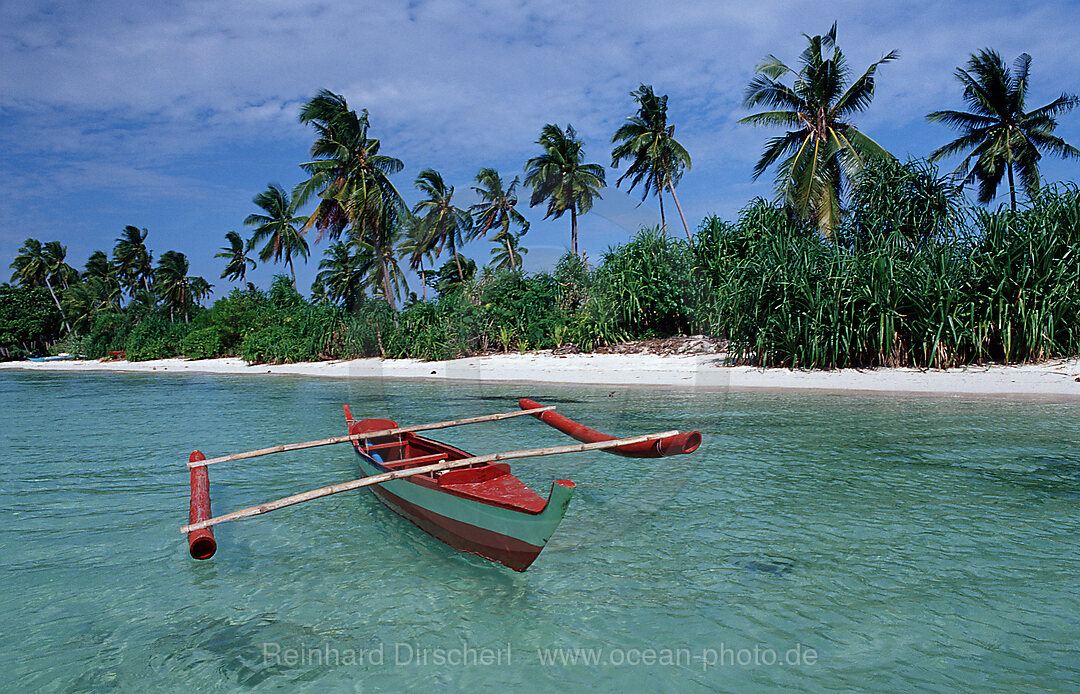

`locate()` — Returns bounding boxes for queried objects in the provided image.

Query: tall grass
[699,162,1080,368]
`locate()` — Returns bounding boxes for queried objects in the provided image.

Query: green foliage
[429,257,476,296]
[125,316,190,361]
[594,226,700,337]
[180,327,225,359]
[845,158,963,247]
[235,276,345,363]
[704,187,1080,368]
[0,285,61,357]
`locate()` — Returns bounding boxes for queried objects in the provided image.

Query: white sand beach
[4,351,1080,397]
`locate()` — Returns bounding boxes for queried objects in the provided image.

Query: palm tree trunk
[570,207,578,256]
[658,190,666,229]
[452,240,464,282]
[44,277,72,333]
[288,255,297,289]
[381,256,396,311]
[420,264,427,301]
[668,179,693,243]
[1007,160,1017,212]
[505,238,516,270]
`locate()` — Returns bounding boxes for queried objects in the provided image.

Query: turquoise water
[2,370,1079,692]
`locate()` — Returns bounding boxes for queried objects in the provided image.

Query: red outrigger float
[183,398,702,571]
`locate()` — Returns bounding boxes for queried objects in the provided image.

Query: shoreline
[3,352,1080,398]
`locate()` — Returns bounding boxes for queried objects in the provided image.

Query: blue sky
[3,0,1080,297]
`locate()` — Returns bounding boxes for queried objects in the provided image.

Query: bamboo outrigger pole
[187,406,557,469]
[181,429,680,534]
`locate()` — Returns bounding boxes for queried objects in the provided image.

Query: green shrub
[240,323,314,364]
[125,317,190,361]
[594,226,701,338]
[180,327,225,359]
[0,286,62,357]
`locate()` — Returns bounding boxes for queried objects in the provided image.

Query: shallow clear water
[2,370,1079,693]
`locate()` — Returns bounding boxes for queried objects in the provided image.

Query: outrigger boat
[181,398,701,571]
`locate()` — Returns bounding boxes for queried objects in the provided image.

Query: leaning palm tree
[524,123,607,255]
[739,23,899,237]
[611,85,693,240]
[489,231,528,272]
[10,238,72,332]
[215,231,257,283]
[113,226,153,297]
[245,183,310,288]
[413,168,473,282]
[470,168,530,271]
[927,49,1080,211]
[294,89,406,244]
[41,241,77,291]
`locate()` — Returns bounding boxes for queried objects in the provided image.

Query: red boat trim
[518,398,702,458]
[188,450,217,560]
[371,485,543,572]
[353,431,549,514]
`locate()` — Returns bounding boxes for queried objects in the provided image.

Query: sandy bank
[3,352,1080,397]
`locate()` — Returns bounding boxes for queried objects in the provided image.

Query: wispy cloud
[2,0,1079,285]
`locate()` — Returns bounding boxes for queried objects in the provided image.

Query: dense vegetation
[4,28,1079,370]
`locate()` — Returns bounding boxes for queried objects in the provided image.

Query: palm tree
[113,226,153,297]
[83,251,111,281]
[524,123,607,255]
[398,213,437,300]
[739,23,899,237]
[294,89,406,243]
[41,241,77,291]
[611,84,694,241]
[354,203,409,308]
[154,251,210,323]
[245,183,310,288]
[927,50,1080,211]
[215,231,257,283]
[189,277,213,310]
[314,240,365,310]
[10,238,72,331]
[470,168,530,271]
[489,231,528,272]
[295,90,407,308]
[413,169,473,282]
[82,251,122,311]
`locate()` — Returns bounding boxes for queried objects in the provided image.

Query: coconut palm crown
[245,183,310,288]
[215,231,257,283]
[611,85,693,240]
[413,168,473,282]
[470,168,530,272]
[739,23,898,236]
[294,90,405,244]
[927,49,1080,210]
[524,123,606,255]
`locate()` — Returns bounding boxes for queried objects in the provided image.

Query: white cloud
[2,0,1079,278]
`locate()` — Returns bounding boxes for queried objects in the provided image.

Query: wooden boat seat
[362,440,405,452]
[383,453,448,470]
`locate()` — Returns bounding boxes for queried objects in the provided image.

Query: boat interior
[351,422,548,513]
